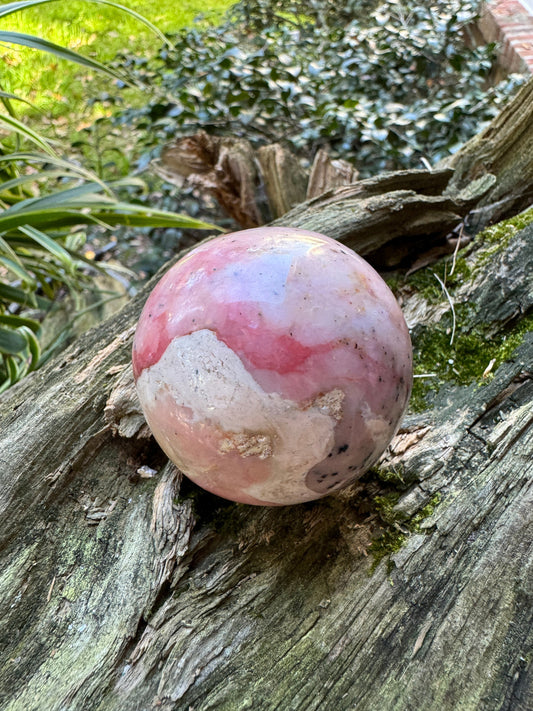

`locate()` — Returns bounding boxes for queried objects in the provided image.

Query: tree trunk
[0,81,532,711]
[445,75,533,222]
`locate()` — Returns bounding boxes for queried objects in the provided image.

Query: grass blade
[0,282,38,308]
[0,314,40,333]
[0,113,57,156]
[18,225,76,271]
[0,325,28,355]
[18,324,41,370]
[1,355,20,390]
[0,152,113,195]
[0,255,37,287]
[0,0,172,47]
[0,31,133,86]
[0,201,220,233]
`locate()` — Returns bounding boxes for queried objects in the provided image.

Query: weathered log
[158,131,264,228]
[306,148,359,199]
[0,82,532,711]
[277,167,493,267]
[0,214,531,710]
[256,143,308,218]
[445,76,533,223]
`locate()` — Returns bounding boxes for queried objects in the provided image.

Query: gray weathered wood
[0,82,532,710]
[276,167,492,266]
[306,148,359,199]
[0,215,531,711]
[257,143,308,218]
[445,77,533,223]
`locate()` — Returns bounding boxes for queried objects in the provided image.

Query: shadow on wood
[0,79,532,711]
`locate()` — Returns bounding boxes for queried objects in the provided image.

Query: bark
[445,77,533,223]
[256,143,308,218]
[273,166,488,268]
[0,82,532,711]
[158,131,265,228]
[306,148,359,199]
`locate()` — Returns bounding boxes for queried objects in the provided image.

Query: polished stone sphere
[133,227,412,505]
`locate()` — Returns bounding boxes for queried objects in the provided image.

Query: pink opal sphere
[133,226,412,506]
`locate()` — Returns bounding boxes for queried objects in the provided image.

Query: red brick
[503,28,533,37]
[482,0,533,75]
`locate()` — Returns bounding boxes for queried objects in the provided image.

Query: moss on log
[0,82,532,711]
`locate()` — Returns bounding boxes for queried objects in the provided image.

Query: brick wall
[479,0,533,73]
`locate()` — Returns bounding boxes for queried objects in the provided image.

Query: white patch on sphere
[136,329,341,504]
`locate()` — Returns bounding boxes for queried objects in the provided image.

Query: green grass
[1,0,234,125]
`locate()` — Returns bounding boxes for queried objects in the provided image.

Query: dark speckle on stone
[338,444,349,454]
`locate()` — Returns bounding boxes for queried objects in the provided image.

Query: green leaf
[0,282,38,308]
[0,198,220,234]
[17,225,75,272]
[6,181,109,213]
[0,255,37,287]
[0,313,40,333]
[5,353,21,378]
[19,324,41,370]
[0,354,23,393]
[0,0,46,17]
[0,113,57,156]
[0,31,133,87]
[0,152,113,196]
[0,325,27,354]
[0,0,172,47]
[0,234,26,267]
[0,169,71,195]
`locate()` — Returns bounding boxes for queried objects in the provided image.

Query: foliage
[0,0,234,124]
[0,0,219,392]
[0,141,217,393]
[113,0,526,177]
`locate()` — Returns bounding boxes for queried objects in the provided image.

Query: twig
[433,272,456,346]
[47,576,56,603]
[449,223,464,277]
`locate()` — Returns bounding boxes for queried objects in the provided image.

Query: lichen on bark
[0,80,532,711]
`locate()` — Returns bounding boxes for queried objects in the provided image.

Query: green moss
[473,209,533,272]
[369,493,441,572]
[402,269,442,303]
[368,492,407,573]
[477,207,533,247]
[493,313,533,363]
[384,273,401,293]
[371,463,406,486]
[400,220,531,411]
[410,311,533,412]
[373,492,404,524]
[400,257,474,305]
[410,494,441,532]
[369,529,407,573]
